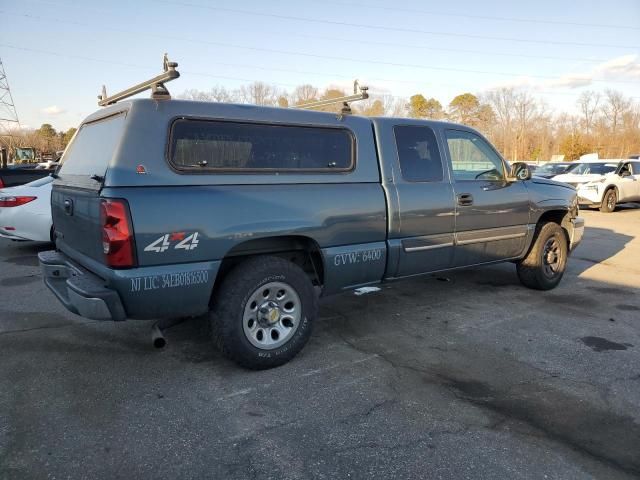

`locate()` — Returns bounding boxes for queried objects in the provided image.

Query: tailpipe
[151,322,167,349]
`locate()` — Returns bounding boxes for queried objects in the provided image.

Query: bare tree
[513,90,539,160]
[602,89,631,134]
[238,82,279,106]
[577,91,600,134]
[484,88,515,157]
[379,94,406,117]
[291,84,319,105]
[180,86,234,103]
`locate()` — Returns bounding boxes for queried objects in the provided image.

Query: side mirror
[510,162,531,181]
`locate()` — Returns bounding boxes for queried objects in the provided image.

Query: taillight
[0,196,37,207]
[0,178,5,188]
[100,199,136,268]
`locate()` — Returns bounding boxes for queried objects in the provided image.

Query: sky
[0,0,639,131]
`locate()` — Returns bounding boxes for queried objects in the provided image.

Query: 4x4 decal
[144,232,200,253]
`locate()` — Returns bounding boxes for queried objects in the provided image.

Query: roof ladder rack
[296,80,369,114]
[97,54,180,106]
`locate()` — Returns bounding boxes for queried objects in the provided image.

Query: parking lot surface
[1,206,639,479]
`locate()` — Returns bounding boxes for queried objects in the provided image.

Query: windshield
[536,163,572,175]
[570,163,617,175]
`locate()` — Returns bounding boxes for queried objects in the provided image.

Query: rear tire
[516,222,568,290]
[599,188,617,213]
[209,256,317,370]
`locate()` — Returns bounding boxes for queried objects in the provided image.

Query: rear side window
[394,125,443,182]
[58,113,126,176]
[169,119,354,172]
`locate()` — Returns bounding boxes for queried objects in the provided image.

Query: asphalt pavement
[1,206,639,479]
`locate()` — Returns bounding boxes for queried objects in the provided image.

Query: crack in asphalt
[0,321,93,336]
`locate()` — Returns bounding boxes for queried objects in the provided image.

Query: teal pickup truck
[39,70,584,369]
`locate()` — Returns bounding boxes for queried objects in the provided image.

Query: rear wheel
[599,188,617,213]
[516,222,568,290]
[209,256,317,370]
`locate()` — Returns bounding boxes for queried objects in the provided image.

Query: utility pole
[0,57,21,156]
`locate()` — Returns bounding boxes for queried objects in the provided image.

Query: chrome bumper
[38,250,126,321]
[570,216,585,251]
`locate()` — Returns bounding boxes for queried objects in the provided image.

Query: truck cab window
[394,125,443,182]
[445,130,505,181]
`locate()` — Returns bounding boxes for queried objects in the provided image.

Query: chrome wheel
[542,237,562,278]
[242,281,301,350]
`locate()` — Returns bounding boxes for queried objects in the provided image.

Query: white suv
[552,160,640,213]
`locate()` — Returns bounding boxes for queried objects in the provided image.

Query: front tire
[599,188,617,213]
[516,222,568,290]
[210,256,317,370]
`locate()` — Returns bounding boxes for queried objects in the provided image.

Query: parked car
[0,176,54,241]
[39,98,584,369]
[0,167,54,188]
[36,161,60,170]
[552,159,640,212]
[533,162,578,179]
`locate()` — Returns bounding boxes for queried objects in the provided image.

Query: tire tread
[210,256,316,370]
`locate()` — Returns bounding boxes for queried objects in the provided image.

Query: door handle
[457,193,474,206]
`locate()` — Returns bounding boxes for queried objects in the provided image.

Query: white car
[552,160,640,212]
[0,176,54,241]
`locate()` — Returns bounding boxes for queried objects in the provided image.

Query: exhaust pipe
[151,322,167,349]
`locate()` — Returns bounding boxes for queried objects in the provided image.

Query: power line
[2,12,638,87]
[158,1,640,50]
[316,0,640,31]
[5,4,614,63]
[2,44,638,102]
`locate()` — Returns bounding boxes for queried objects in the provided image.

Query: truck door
[380,123,457,277]
[617,162,640,201]
[443,128,531,267]
[632,162,640,201]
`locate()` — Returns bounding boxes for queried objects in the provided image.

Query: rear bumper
[38,250,126,321]
[0,231,28,241]
[570,216,585,251]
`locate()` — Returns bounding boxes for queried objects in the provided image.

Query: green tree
[407,95,444,119]
[406,94,428,118]
[277,96,289,108]
[449,93,480,124]
[62,127,77,147]
[36,123,57,139]
[423,98,444,119]
[559,134,592,160]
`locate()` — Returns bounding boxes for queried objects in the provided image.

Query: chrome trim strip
[402,225,532,251]
[402,233,455,253]
[455,224,530,246]
[405,242,455,252]
[456,232,526,245]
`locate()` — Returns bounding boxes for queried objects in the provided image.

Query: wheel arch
[210,235,325,305]
[602,184,619,200]
[530,208,572,253]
